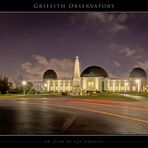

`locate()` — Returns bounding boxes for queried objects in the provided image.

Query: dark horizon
[0,13,148,81]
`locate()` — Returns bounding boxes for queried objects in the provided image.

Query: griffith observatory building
[42,56,148,95]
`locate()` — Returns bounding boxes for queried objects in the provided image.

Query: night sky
[0,13,148,81]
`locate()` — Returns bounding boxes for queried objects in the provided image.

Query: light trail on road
[16,101,148,124]
[68,100,148,112]
[69,99,148,108]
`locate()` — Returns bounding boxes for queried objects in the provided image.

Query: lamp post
[22,81,27,95]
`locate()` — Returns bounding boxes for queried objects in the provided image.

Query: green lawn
[0,94,62,99]
[0,93,141,102]
[72,93,137,102]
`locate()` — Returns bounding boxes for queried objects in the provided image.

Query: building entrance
[87,81,95,91]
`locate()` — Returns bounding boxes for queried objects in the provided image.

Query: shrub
[62,92,68,96]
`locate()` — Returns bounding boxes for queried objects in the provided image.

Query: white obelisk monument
[73,56,81,95]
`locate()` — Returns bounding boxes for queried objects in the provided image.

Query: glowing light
[44,84,47,87]
[21,81,27,95]
[125,83,129,86]
[135,79,141,92]
[22,81,27,85]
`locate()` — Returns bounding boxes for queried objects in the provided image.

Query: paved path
[0,97,148,135]
[120,94,148,100]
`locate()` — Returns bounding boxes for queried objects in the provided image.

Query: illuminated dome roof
[81,66,109,78]
[129,67,147,79]
[43,69,57,80]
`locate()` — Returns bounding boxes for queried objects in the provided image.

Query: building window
[115,86,118,91]
[51,87,53,91]
[121,86,124,91]
[132,86,136,91]
[127,86,130,91]
[109,86,113,90]
[55,87,58,91]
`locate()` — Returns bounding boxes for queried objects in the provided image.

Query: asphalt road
[0,96,148,135]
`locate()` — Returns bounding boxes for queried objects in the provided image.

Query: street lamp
[22,81,27,95]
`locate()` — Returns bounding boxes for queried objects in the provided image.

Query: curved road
[0,97,148,135]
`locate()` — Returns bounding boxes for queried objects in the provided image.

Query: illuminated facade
[42,56,147,94]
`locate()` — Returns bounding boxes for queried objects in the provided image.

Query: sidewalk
[120,94,148,105]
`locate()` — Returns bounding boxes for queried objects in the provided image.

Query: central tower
[72,56,81,95]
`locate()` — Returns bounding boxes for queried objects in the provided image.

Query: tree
[10,80,34,94]
[0,76,12,94]
[25,82,34,94]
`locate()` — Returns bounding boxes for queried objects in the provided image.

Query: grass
[0,93,142,102]
[72,93,137,102]
[0,94,62,99]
